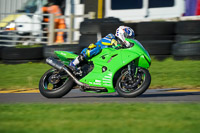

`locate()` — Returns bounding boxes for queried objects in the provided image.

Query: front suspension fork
[128,61,137,79]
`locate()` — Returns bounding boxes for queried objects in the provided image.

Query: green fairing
[55,51,78,65]
[80,39,151,93]
[55,39,151,93]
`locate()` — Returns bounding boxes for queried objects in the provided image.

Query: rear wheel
[116,67,151,98]
[39,68,74,98]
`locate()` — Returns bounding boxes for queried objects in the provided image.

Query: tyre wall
[1,20,200,64]
[173,21,200,60]
[43,44,82,59]
[1,47,44,64]
[136,22,176,60]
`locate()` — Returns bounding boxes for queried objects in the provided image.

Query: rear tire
[116,68,151,98]
[39,68,74,98]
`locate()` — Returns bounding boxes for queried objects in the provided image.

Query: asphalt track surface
[0,89,200,103]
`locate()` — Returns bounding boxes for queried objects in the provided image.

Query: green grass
[0,58,200,90]
[0,62,51,90]
[149,58,200,88]
[0,103,199,133]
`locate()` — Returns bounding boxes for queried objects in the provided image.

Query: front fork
[128,61,137,80]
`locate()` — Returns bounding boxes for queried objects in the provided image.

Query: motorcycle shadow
[141,92,200,98]
[64,91,200,99]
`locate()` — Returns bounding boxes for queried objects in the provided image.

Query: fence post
[48,14,55,45]
[68,14,74,44]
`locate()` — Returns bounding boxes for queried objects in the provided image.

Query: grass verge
[0,62,51,90]
[0,58,200,90]
[149,58,200,89]
[0,103,199,133]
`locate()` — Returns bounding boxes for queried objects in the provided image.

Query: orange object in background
[42,4,66,43]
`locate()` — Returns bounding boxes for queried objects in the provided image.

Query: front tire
[39,68,74,98]
[116,67,151,98]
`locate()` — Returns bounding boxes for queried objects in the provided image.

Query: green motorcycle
[39,38,151,98]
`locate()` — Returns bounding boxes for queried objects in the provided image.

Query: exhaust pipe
[46,57,86,86]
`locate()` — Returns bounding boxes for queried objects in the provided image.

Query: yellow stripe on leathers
[101,39,117,46]
[86,50,90,57]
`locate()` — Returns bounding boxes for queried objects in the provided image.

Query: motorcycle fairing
[79,50,147,93]
[54,39,151,93]
[55,51,78,65]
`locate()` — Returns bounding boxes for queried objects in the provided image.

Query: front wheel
[39,68,74,98]
[116,67,151,98]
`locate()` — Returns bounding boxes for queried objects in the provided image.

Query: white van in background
[105,0,185,21]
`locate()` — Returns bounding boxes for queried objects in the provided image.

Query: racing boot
[69,55,85,72]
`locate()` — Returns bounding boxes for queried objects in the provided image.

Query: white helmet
[115,26,135,47]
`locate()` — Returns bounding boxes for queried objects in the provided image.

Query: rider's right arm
[100,34,116,46]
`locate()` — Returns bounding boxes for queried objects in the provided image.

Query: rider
[42,0,66,43]
[69,26,135,70]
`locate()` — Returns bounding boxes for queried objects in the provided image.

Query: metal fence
[0,0,28,20]
[0,12,95,46]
